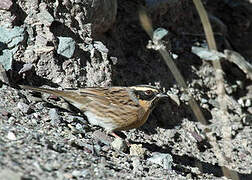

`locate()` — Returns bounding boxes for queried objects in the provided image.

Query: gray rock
[72,170,81,177]
[148,152,173,170]
[17,102,31,114]
[129,144,145,157]
[49,108,61,126]
[111,137,128,152]
[0,0,13,10]
[0,26,25,70]
[94,41,108,53]
[57,37,76,58]
[245,99,251,107]
[75,123,85,134]
[37,9,54,27]
[0,26,25,48]
[0,169,21,180]
[132,157,143,173]
[7,131,16,141]
[0,64,8,84]
[18,63,33,74]
[72,169,89,177]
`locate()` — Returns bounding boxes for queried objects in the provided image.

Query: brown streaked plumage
[20,85,167,132]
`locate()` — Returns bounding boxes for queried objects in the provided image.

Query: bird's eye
[145,90,153,96]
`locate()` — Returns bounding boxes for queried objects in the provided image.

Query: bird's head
[129,85,168,111]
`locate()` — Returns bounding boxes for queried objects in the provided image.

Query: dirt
[0,0,252,179]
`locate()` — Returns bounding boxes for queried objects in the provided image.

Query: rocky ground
[0,0,252,179]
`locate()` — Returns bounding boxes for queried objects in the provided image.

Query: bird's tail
[20,85,66,97]
[20,85,88,110]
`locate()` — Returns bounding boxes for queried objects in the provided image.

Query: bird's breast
[84,111,119,132]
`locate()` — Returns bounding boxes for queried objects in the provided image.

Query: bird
[20,85,167,132]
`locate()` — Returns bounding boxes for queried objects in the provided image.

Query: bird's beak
[156,93,168,98]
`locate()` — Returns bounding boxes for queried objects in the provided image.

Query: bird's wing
[20,85,111,109]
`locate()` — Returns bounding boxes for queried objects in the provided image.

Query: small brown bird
[20,85,167,132]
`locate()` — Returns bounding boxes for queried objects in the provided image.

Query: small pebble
[238,98,244,107]
[18,63,33,74]
[8,116,15,123]
[63,173,73,179]
[0,68,9,85]
[247,107,252,114]
[17,102,31,114]
[33,161,43,172]
[72,170,81,177]
[33,112,39,119]
[110,57,117,65]
[72,169,89,177]
[7,131,16,140]
[57,37,76,58]
[94,41,109,53]
[101,145,110,152]
[43,162,58,172]
[132,157,143,173]
[201,98,208,104]
[75,123,85,134]
[111,137,128,152]
[130,144,145,157]
[80,169,89,177]
[245,99,251,107]
[147,152,173,170]
[49,108,61,126]
[29,115,38,125]
[0,0,13,10]
[180,93,190,102]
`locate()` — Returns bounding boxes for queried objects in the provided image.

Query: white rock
[7,131,16,140]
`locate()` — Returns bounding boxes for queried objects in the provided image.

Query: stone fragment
[7,131,16,140]
[49,108,61,126]
[0,0,13,10]
[57,37,76,58]
[0,26,25,70]
[130,144,145,157]
[111,137,128,152]
[17,102,31,114]
[147,152,173,170]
